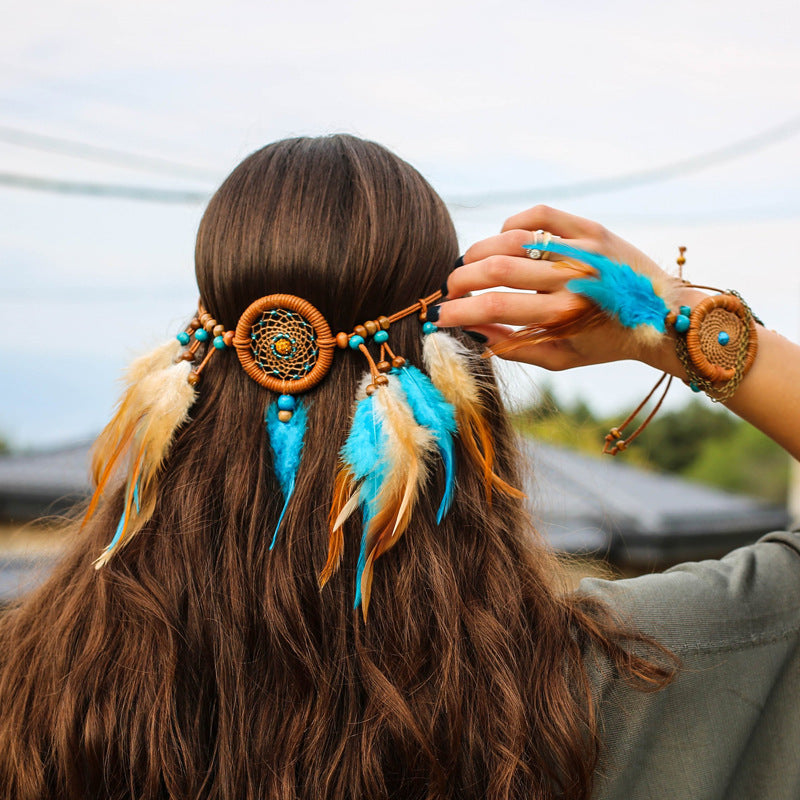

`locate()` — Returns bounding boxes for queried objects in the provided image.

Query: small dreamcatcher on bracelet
[500,241,762,456]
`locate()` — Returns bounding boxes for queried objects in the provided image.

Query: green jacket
[583,530,800,800]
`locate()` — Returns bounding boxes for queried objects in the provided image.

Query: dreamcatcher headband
[86,284,524,620]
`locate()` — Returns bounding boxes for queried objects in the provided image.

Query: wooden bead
[278,410,293,423]
[336,332,350,349]
[391,356,406,368]
[189,318,201,330]
[609,428,621,439]
[378,316,390,330]
[187,371,200,385]
[375,374,389,386]
[223,331,235,347]
[213,324,225,336]
[365,383,377,396]
[616,440,627,451]
[365,320,379,336]
[377,360,391,373]
[199,313,211,325]
[181,351,195,361]
[354,325,367,338]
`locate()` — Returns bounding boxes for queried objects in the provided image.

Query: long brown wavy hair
[0,135,676,800]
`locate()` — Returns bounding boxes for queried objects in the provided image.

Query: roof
[0,440,93,520]
[525,440,789,563]
[0,437,789,591]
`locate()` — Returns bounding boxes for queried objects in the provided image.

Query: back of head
[0,135,674,800]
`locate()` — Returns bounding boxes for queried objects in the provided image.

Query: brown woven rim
[685,294,758,382]
[233,294,336,394]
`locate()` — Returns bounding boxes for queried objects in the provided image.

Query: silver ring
[527,230,555,260]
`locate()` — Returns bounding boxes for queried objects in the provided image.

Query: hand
[434,205,692,371]
[434,205,800,458]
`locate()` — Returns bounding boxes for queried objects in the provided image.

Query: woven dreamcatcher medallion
[684,293,758,383]
[233,294,336,394]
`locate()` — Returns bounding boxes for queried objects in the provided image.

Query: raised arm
[433,206,800,460]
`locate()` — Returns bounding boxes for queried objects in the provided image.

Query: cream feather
[423,331,524,503]
[91,340,196,568]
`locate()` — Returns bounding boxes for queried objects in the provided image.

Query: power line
[1,113,799,206]
[0,172,210,204]
[0,125,221,180]
[448,113,800,206]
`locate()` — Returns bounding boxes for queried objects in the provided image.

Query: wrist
[638,286,711,377]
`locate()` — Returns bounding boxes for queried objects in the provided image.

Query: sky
[1,0,799,448]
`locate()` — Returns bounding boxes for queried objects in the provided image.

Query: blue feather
[106,481,140,554]
[265,398,308,549]
[339,393,387,607]
[523,241,669,332]
[396,365,457,523]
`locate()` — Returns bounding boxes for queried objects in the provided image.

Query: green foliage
[512,386,790,505]
[636,400,738,473]
[683,422,790,506]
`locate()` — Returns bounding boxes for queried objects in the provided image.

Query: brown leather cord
[357,342,380,382]
[603,373,674,455]
[386,290,442,325]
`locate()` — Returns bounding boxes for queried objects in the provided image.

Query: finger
[435,290,582,329]
[464,231,596,265]
[490,339,581,371]
[500,205,605,240]
[462,324,584,371]
[463,230,535,263]
[445,254,587,300]
[461,322,515,345]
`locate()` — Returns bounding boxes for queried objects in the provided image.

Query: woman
[0,135,796,800]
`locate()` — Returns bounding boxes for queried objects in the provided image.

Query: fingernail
[427,304,440,323]
[453,255,464,269]
[464,330,488,344]
[439,279,448,299]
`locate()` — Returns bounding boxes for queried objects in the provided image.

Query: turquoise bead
[348,335,364,349]
[176,331,190,345]
[194,328,209,342]
[373,330,389,343]
[679,305,691,317]
[213,335,226,349]
[422,321,438,335]
[277,394,296,411]
[689,381,701,393]
[674,314,690,334]
[717,331,730,346]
